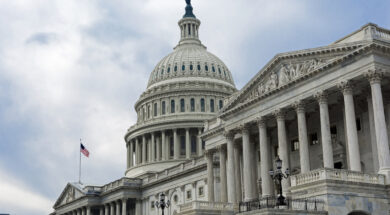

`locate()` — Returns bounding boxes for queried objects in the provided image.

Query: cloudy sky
[0,0,389,214]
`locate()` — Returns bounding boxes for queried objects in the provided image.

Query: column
[225,131,236,203]
[81,208,85,215]
[122,199,127,215]
[99,207,103,215]
[293,101,310,173]
[367,95,379,172]
[315,91,334,168]
[126,142,130,169]
[218,145,227,202]
[241,124,257,201]
[186,128,191,159]
[86,207,90,215]
[257,117,272,197]
[156,136,161,161]
[105,204,109,215]
[129,141,134,167]
[116,201,120,215]
[161,130,166,161]
[77,209,81,215]
[142,135,147,164]
[198,128,203,156]
[135,138,140,165]
[366,70,390,181]
[110,202,114,215]
[338,81,361,171]
[148,138,152,162]
[151,133,155,162]
[174,129,179,159]
[234,143,242,202]
[135,199,142,215]
[274,110,290,195]
[205,150,214,202]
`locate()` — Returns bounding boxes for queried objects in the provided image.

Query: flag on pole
[80,143,90,157]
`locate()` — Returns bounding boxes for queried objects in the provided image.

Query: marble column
[161,130,166,161]
[105,204,109,215]
[241,124,257,201]
[122,199,127,215]
[186,128,191,159]
[110,202,114,215]
[257,117,272,197]
[218,145,227,202]
[77,209,81,215]
[116,201,120,215]
[148,139,152,162]
[367,95,379,172]
[234,143,242,202]
[198,128,203,156]
[205,150,214,202]
[142,135,147,164]
[338,81,361,171]
[366,70,390,181]
[86,207,90,215]
[274,110,290,195]
[225,131,236,203]
[156,136,161,161]
[126,143,130,169]
[315,91,334,168]
[135,138,140,165]
[174,129,179,159]
[293,101,310,173]
[135,199,142,215]
[129,141,134,167]
[81,208,85,215]
[99,207,103,215]
[151,133,155,162]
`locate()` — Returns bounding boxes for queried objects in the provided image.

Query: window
[180,136,186,156]
[162,101,166,115]
[188,24,191,35]
[173,195,178,203]
[167,67,170,73]
[180,99,185,112]
[210,99,215,112]
[330,125,337,141]
[191,136,197,154]
[182,64,185,71]
[197,64,201,71]
[310,133,319,145]
[200,98,205,112]
[291,139,299,152]
[219,100,223,109]
[218,67,222,74]
[190,98,195,112]
[202,141,205,150]
[205,65,208,71]
[356,118,361,131]
[198,186,204,196]
[171,100,175,113]
[170,137,174,157]
[147,105,150,119]
[151,201,155,209]
[161,69,164,75]
[186,190,192,200]
[174,65,177,72]
[212,66,215,72]
[190,64,193,70]
[154,103,157,117]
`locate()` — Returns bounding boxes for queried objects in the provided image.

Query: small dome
[147,44,235,89]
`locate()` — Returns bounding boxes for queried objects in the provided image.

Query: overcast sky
[0,0,389,214]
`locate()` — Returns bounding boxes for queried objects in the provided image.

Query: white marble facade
[51,1,390,215]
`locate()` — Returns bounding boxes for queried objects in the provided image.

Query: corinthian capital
[256,116,267,128]
[238,124,251,134]
[365,69,384,85]
[314,90,328,104]
[337,80,354,95]
[204,149,214,159]
[223,130,235,141]
[216,144,226,153]
[292,100,305,113]
[272,109,285,121]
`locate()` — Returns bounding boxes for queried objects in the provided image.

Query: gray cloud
[26,32,58,45]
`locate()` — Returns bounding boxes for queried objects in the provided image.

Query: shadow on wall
[348,211,370,215]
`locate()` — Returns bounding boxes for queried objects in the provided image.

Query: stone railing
[101,177,142,193]
[179,201,235,212]
[290,168,385,187]
[371,26,390,40]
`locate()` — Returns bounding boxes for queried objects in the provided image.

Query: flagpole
[79,138,82,184]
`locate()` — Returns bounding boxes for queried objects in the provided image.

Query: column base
[378,168,390,184]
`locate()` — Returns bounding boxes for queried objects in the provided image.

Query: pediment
[221,42,367,115]
[54,183,85,208]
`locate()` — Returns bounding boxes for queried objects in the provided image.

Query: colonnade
[61,198,142,215]
[206,69,390,203]
[127,128,204,168]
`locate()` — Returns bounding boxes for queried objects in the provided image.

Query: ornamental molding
[219,41,390,119]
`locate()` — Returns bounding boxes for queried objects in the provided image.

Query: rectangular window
[162,101,166,115]
[147,106,150,118]
[171,100,175,113]
[191,98,195,112]
[191,136,197,154]
[201,98,205,112]
[170,137,174,157]
[180,136,186,156]
[310,133,319,145]
[186,190,192,200]
[291,139,299,152]
[198,186,204,196]
[151,201,155,209]
[210,99,215,112]
[154,103,157,117]
[219,100,223,109]
[180,99,185,112]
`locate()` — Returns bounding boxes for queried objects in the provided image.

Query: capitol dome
[124,0,236,178]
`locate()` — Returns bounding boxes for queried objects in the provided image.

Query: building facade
[52,1,390,215]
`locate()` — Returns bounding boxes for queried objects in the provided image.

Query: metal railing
[239,196,325,213]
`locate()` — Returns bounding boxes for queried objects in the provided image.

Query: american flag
[80,143,89,157]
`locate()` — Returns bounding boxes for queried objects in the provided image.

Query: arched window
[200,98,205,112]
[210,99,215,112]
[190,64,193,71]
[205,65,208,71]
[154,103,157,117]
[190,98,195,112]
[162,101,166,115]
[212,66,215,72]
[171,100,175,113]
[180,99,185,112]
[147,105,150,118]
[182,64,185,71]
[219,100,223,109]
[174,65,177,72]
[180,136,186,156]
[191,136,197,154]
[197,64,201,71]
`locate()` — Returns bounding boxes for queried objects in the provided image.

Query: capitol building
[51,1,390,215]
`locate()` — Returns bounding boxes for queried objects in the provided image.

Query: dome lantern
[178,0,201,46]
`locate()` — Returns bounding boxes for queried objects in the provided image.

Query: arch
[348,211,370,215]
